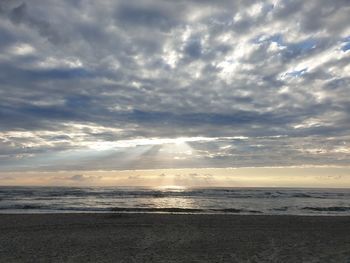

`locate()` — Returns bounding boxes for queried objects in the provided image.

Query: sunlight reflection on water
[149,185,199,209]
[150,197,197,209]
[154,185,187,192]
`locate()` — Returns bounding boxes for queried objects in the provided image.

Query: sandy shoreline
[1,214,350,262]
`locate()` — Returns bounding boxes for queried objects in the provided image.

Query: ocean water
[0,186,350,215]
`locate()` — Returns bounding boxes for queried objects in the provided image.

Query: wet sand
[1,214,350,262]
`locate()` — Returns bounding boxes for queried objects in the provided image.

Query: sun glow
[85,137,211,151]
[155,185,188,192]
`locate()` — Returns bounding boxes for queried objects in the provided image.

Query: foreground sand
[1,214,350,262]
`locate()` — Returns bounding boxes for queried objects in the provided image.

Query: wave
[0,204,44,210]
[109,207,263,213]
[272,207,289,211]
[302,206,350,212]
[110,207,203,213]
[291,193,312,198]
[0,204,263,214]
[211,208,262,213]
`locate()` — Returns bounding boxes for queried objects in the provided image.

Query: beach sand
[1,214,350,262]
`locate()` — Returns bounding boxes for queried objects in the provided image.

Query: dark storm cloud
[0,0,349,171]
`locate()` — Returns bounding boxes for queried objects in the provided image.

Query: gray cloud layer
[0,0,349,171]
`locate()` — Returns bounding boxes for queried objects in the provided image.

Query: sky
[0,0,350,187]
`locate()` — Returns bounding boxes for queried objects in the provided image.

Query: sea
[0,186,350,215]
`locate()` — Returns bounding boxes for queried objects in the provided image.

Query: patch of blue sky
[293,39,317,52]
[269,34,283,45]
[251,33,283,46]
[284,68,308,78]
[251,33,317,54]
[341,36,350,52]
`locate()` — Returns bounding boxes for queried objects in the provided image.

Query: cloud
[114,2,180,31]
[8,3,63,43]
[68,174,86,181]
[62,174,102,181]
[0,176,15,180]
[128,175,141,180]
[0,0,349,171]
